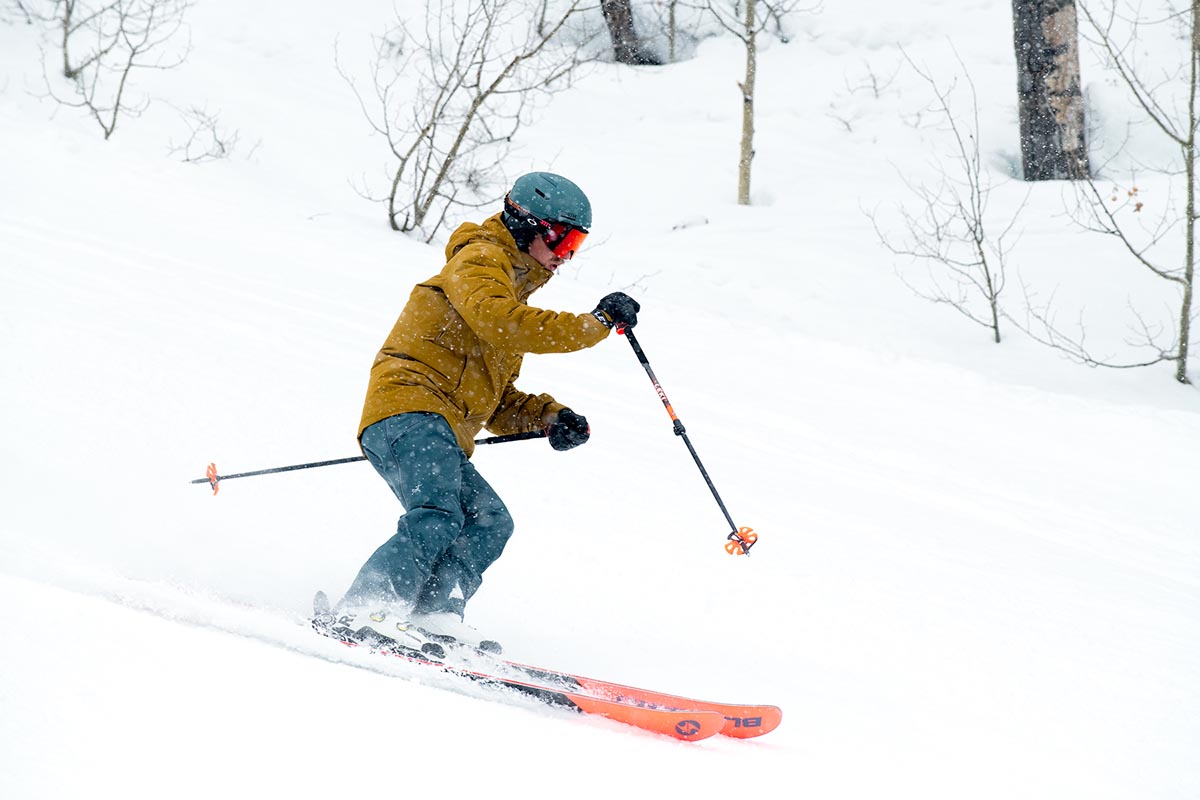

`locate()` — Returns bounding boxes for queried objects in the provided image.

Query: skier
[336,172,640,650]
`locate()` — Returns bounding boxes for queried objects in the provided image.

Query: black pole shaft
[619,327,742,539]
[474,430,548,446]
[189,455,366,484]
[191,429,548,486]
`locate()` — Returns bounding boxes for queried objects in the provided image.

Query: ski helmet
[502,172,591,258]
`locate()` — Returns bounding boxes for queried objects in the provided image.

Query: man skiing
[336,172,639,650]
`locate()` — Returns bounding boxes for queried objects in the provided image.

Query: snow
[2,1,1198,798]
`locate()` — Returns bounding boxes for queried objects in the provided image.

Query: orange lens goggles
[544,221,589,259]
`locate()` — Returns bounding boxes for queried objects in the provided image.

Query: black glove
[547,408,590,451]
[592,292,640,329]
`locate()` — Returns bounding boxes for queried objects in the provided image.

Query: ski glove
[592,292,640,329]
[548,408,590,451]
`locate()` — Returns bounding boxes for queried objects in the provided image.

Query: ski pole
[618,326,757,555]
[192,429,548,495]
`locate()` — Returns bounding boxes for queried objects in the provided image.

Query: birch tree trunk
[737,0,757,205]
[1011,0,1090,180]
[1176,0,1197,383]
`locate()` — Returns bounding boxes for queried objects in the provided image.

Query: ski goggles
[542,219,589,259]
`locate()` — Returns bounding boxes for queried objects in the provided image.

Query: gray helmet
[502,172,591,251]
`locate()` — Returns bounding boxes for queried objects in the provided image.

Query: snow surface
[2,1,1199,798]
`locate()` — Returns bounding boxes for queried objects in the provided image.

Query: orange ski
[312,615,723,741]
[312,594,773,742]
[504,662,782,739]
[438,657,725,741]
[567,677,780,739]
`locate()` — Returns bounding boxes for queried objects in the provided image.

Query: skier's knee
[483,507,514,541]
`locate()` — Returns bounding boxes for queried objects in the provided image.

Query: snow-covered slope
[2,1,1197,798]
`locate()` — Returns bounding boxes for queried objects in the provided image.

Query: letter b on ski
[726,716,763,729]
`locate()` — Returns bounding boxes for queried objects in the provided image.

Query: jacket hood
[447,212,546,266]
[445,213,553,295]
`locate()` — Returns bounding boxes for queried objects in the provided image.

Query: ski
[311,606,723,742]
[311,594,780,740]
[489,658,781,740]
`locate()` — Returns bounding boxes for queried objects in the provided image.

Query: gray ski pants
[343,412,514,616]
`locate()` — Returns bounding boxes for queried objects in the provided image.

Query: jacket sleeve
[486,362,566,436]
[443,243,609,354]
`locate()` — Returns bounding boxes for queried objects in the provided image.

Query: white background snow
[2,0,1198,798]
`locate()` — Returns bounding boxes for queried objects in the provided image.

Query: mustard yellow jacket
[358,213,611,456]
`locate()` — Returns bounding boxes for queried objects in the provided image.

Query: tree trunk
[601,0,659,65]
[1011,0,1090,180]
[737,0,757,205]
[667,0,677,63]
[1178,0,1199,383]
[1180,132,1194,382]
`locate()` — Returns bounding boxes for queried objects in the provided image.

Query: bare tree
[1011,0,1091,180]
[703,0,806,205]
[167,105,239,163]
[642,0,715,63]
[871,55,1022,345]
[4,1,34,24]
[845,58,901,100]
[43,0,191,140]
[601,0,660,64]
[340,0,595,238]
[56,0,115,80]
[1036,0,1198,383]
[658,0,684,62]
[824,58,901,134]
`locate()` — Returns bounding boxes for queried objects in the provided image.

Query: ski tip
[720,705,783,739]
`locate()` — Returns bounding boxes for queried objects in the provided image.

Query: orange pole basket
[725,527,758,556]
